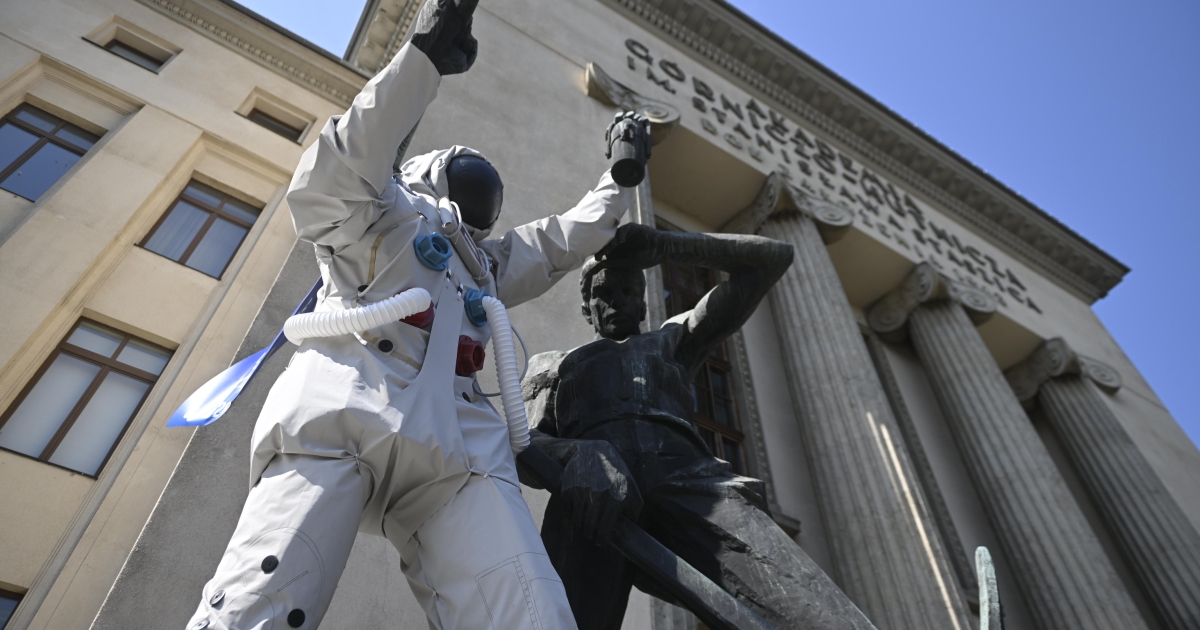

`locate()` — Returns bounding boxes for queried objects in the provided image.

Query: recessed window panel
[722,438,744,474]
[0,320,170,476]
[67,321,124,357]
[222,197,260,224]
[0,143,82,200]
[104,39,163,72]
[182,181,223,208]
[49,372,149,475]
[13,106,57,132]
[0,124,38,172]
[53,125,99,150]
[141,180,260,278]
[143,200,209,261]
[0,589,21,629]
[116,340,171,375]
[247,108,304,142]
[0,105,101,201]
[699,426,717,454]
[187,217,248,277]
[0,354,100,459]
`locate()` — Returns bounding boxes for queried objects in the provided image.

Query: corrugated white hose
[283,288,432,345]
[481,296,530,454]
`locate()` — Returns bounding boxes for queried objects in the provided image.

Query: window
[247,108,304,142]
[0,320,171,476]
[140,180,261,278]
[236,89,314,144]
[662,259,746,474]
[0,588,20,629]
[103,39,164,72]
[86,18,177,73]
[0,104,100,201]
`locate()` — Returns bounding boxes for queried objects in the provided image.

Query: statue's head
[581,257,646,341]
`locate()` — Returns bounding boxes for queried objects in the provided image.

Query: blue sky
[239,0,1199,447]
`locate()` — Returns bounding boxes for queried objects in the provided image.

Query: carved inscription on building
[623,39,1042,315]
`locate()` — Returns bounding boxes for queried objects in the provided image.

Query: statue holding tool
[519,224,877,630]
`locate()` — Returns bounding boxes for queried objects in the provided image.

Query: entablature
[597,0,1127,304]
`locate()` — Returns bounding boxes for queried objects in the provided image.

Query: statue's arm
[596,224,793,375]
[517,351,643,542]
[675,232,792,373]
[519,351,569,489]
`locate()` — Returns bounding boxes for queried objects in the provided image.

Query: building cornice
[599,0,1127,303]
[135,0,370,107]
[345,0,423,74]
[340,0,1126,302]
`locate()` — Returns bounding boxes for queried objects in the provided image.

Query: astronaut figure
[185,1,634,628]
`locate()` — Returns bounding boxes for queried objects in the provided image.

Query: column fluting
[1008,339,1200,630]
[870,264,1148,630]
[745,178,972,630]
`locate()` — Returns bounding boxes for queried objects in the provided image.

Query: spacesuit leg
[185,454,369,630]
[390,474,578,630]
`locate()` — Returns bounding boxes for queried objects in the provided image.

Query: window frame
[661,257,747,472]
[0,586,22,630]
[102,39,165,72]
[246,108,305,142]
[0,105,97,200]
[0,320,169,477]
[138,181,261,278]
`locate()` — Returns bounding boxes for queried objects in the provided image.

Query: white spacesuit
[185,39,630,630]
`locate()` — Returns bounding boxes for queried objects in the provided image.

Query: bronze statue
[521,223,874,629]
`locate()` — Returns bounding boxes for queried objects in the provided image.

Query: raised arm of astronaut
[478,171,632,307]
[286,0,478,249]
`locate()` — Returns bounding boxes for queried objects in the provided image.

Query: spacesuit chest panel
[316,187,494,361]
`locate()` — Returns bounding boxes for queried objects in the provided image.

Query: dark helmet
[446,155,503,231]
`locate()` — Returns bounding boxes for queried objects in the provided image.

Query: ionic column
[730,176,972,630]
[868,264,1147,630]
[1007,339,1200,630]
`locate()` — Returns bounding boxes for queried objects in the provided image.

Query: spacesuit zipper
[367,223,403,286]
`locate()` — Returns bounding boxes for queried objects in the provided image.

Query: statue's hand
[408,0,479,75]
[561,440,643,544]
[604,112,652,159]
[595,223,662,271]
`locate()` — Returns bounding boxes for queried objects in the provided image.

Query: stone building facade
[0,0,1197,629]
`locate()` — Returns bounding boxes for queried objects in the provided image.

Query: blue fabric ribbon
[166,279,323,428]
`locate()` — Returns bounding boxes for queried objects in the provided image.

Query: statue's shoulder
[522,350,568,398]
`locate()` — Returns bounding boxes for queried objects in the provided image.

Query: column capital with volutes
[722,171,854,243]
[1005,337,1122,404]
[867,262,997,340]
